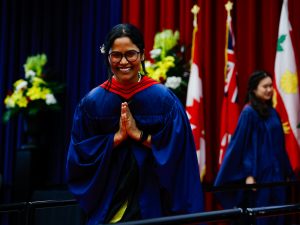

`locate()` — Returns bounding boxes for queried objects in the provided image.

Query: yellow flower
[26,86,50,100]
[32,76,46,86]
[145,56,176,82]
[16,96,29,108]
[145,61,164,81]
[12,90,28,108]
[161,56,175,68]
[4,95,15,108]
[153,68,166,81]
[157,56,175,75]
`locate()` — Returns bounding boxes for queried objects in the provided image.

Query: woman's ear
[253,89,257,96]
[141,49,145,61]
[141,52,145,61]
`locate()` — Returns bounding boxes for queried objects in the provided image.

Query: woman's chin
[114,73,137,83]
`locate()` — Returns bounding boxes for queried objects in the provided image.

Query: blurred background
[0,0,300,224]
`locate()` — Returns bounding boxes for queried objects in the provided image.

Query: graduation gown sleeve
[65,88,128,224]
[214,106,255,208]
[150,89,204,214]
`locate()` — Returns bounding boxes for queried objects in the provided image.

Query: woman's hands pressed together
[121,102,141,141]
[114,102,151,147]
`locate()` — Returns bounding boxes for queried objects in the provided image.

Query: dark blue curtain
[0,0,121,202]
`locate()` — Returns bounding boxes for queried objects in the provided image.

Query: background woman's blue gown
[66,81,204,225]
[214,105,294,225]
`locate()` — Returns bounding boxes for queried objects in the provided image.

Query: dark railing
[0,180,299,225]
[106,204,300,225]
[1,201,300,225]
[246,203,300,218]
[109,208,244,225]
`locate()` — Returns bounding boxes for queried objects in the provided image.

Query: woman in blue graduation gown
[66,23,204,225]
[214,71,294,225]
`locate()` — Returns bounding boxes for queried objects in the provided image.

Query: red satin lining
[100,76,159,100]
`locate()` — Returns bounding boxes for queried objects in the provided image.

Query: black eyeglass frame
[108,50,141,63]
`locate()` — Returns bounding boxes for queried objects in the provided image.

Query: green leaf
[180,80,188,88]
[28,107,39,116]
[277,34,286,52]
[23,53,47,76]
[48,104,61,111]
[2,111,12,123]
[49,83,65,93]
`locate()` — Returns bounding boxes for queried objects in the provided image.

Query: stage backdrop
[0,0,300,210]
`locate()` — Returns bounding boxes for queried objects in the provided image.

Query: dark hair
[245,70,273,118]
[102,23,147,81]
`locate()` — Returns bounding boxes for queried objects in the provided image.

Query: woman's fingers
[121,102,140,140]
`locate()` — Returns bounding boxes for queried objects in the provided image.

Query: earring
[138,72,142,82]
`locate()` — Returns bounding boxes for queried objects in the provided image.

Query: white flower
[15,80,28,91]
[25,70,36,79]
[165,76,182,89]
[5,97,15,108]
[145,60,153,68]
[45,94,57,105]
[150,49,162,59]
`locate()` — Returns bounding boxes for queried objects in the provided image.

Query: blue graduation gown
[214,105,294,224]
[66,82,204,225]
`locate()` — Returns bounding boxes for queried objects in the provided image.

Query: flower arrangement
[3,53,63,123]
[145,29,189,103]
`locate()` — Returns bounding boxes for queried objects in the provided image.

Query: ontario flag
[274,0,300,173]
[186,5,206,180]
[218,2,240,168]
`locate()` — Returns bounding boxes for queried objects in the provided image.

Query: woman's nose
[120,55,129,64]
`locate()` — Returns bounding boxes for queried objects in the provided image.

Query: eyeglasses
[108,50,140,63]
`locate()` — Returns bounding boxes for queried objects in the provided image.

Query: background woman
[214,71,294,225]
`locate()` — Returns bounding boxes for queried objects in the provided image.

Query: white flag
[274,0,300,172]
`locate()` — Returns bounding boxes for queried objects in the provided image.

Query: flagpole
[218,0,240,167]
[224,1,233,79]
[191,5,200,62]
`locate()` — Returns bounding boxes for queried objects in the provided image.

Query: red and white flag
[274,0,300,173]
[218,2,240,167]
[186,5,206,180]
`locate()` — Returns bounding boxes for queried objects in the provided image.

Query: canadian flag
[274,0,300,173]
[218,2,240,167]
[186,5,206,180]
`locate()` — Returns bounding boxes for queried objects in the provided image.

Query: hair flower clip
[100,44,105,54]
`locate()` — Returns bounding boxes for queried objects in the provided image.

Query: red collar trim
[100,76,159,100]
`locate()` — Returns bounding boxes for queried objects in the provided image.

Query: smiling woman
[107,37,144,84]
[66,23,204,225]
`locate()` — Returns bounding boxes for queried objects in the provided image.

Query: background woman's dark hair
[245,70,273,118]
[103,23,147,81]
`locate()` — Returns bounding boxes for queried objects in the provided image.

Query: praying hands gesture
[114,102,151,148]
